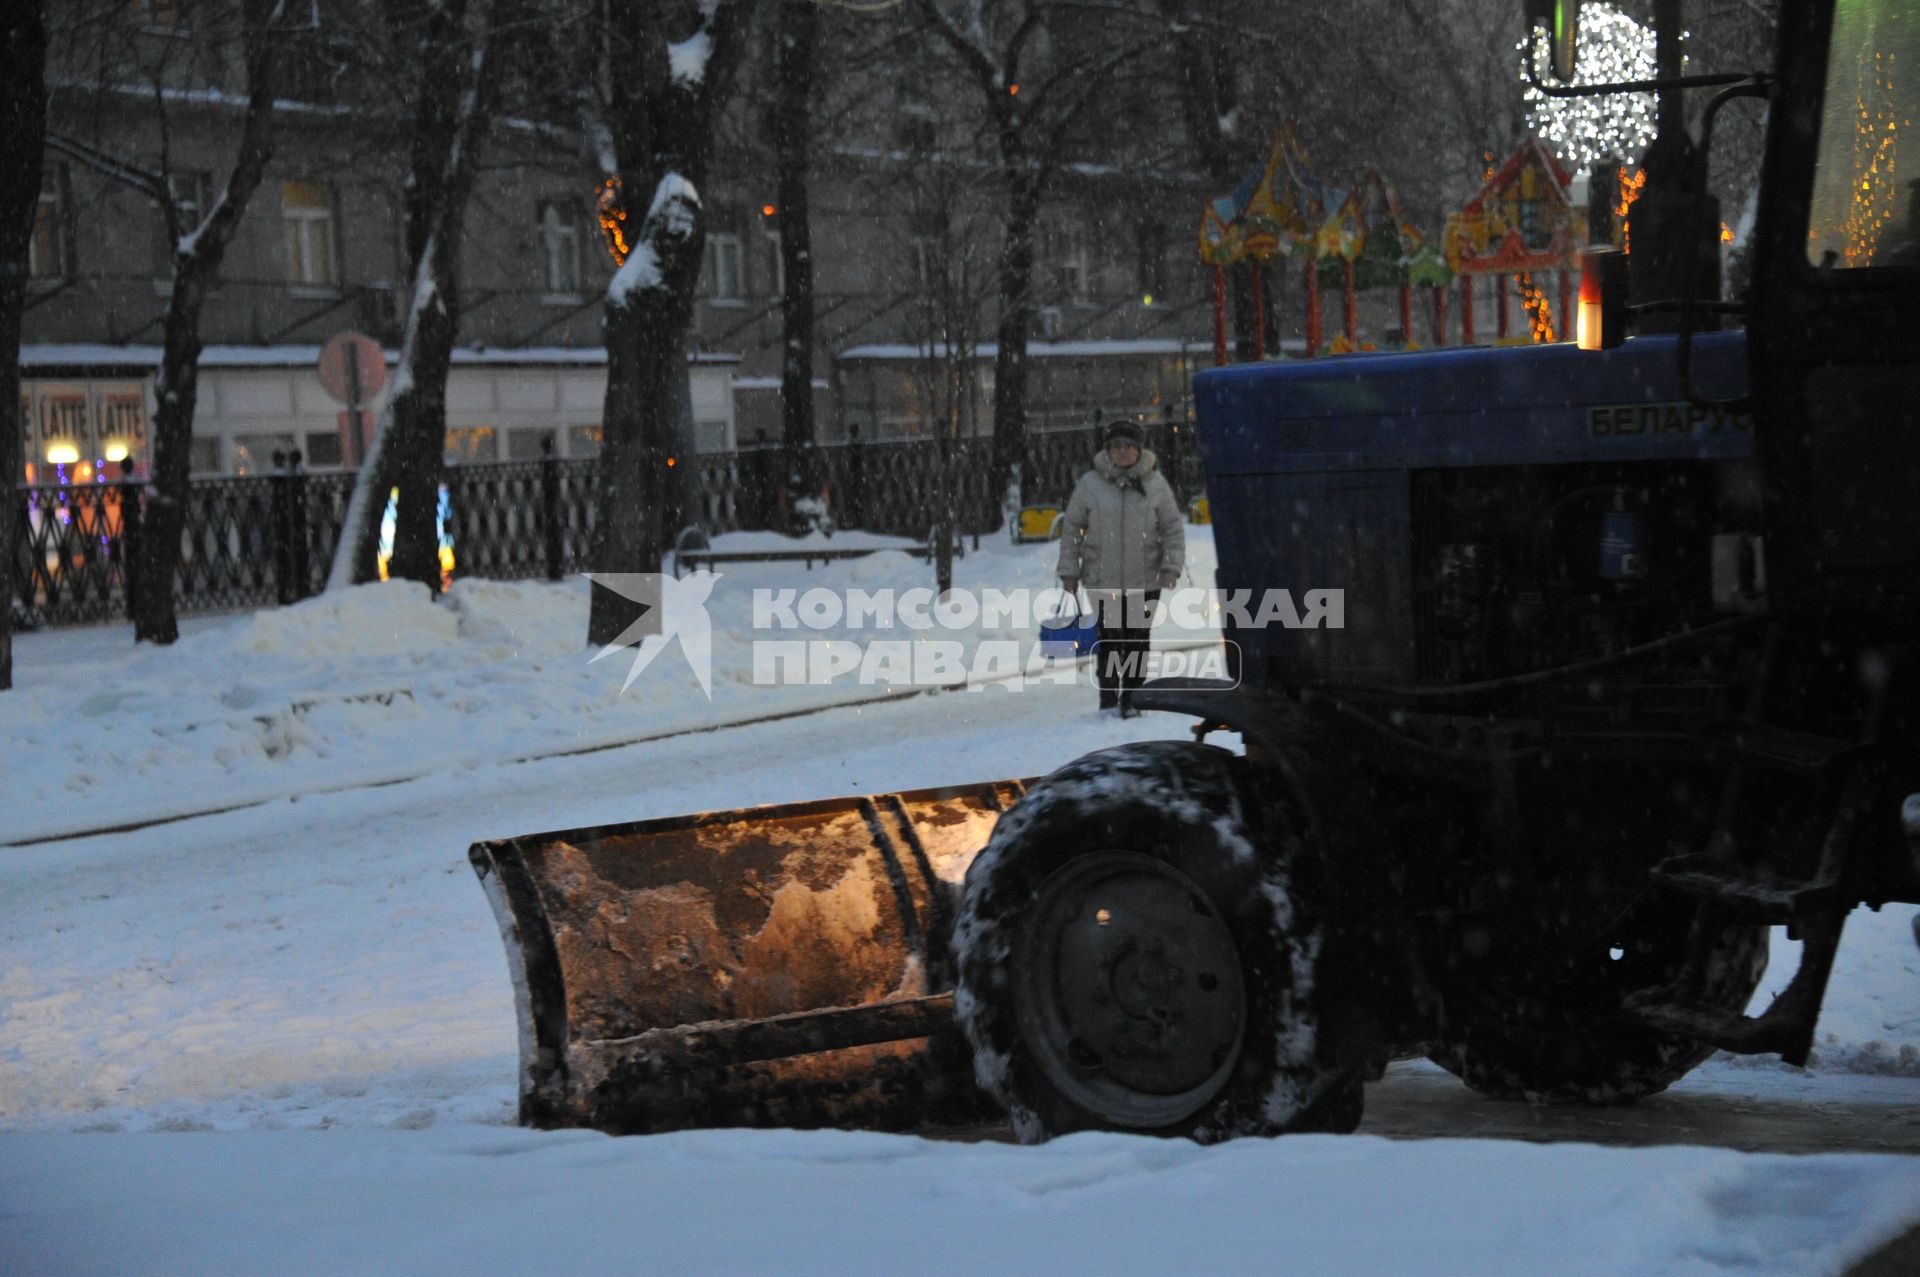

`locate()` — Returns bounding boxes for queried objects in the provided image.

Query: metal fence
[10,416,1206,629]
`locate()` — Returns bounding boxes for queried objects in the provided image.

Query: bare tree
[329,0,509,591]
[1,0,50,692]
[127,0,295,644]
[770,0,824,524]
[914,0,1151,519]
[43,0,298,643]
[584,0,753,646]
[901,164,996,594]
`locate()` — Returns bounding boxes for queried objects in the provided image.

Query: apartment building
[19,4,1230,486]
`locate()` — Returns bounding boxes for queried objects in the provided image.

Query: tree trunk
[132,0,283,644]
[774,0,820,521]
[134,268,216,645]
[383,271,460,588]
[0,0,46,691]
[590,283,687,643]
[988,172,1041,516]
[586,0,750,647]
[336,0,500,592]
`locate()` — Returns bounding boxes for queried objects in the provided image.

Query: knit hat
[1103,419,1143,446]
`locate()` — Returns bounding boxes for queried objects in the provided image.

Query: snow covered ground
[0,529,1224,846]
[3,533,1917,1275]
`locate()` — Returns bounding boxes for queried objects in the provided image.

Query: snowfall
[3,527,1917,1276]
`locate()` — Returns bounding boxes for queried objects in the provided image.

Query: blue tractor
[472,0,1917,1141]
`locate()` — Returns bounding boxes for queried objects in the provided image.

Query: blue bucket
[1039,597,1099,660]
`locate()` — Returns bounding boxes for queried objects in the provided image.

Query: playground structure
[1200,128,1583,362]
[1442,139,1583,345]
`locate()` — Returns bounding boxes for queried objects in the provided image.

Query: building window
[188,436,222,475]
[566,425,602,459]
[230,433,298,476]
[93,388,148,471]
[506,428,551,461]
[444,426,499,465]
[1135,219,1167,302]
[30,169,64,280]
[303,430,344,468]
[702,230,744,300]
[762,227,785,296]
[156,171,209,275]
[538,200,581,297]
[1048,224,1090,303]
[281,179,337,289]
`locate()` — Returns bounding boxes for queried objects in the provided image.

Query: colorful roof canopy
[1442,138,1579,275]
[1198,125,1329,266]
[1199,125,1448,286]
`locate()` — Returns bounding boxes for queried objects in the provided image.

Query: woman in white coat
[1056,419,1186,717]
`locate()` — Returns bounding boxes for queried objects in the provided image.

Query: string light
[1518,271,1556,343]
[1520,3,1665,171]
[1843,50,1899,266]
[1617,166,1646,254]
[596,177,631,265]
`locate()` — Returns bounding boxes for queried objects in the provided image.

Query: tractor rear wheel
[953,740,1355,1143]
[1427,899,1768,1104]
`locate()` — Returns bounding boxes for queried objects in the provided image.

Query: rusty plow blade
[469,779,1030,1135]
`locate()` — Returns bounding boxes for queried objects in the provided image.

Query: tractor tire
[1427,906,1768,1104]
[953,740,1353,1143]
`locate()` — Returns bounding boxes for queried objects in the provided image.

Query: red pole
[1558,269,1572,342]
[1251,261,1267,360]
[1398,283,1413,347]
[1461,275,1476,345]
[1212,264,1228,367]
[1496,274,1510,340]
[1432,284,1447,347]
[1342,258,1357,345]
[1304,258,1321,357]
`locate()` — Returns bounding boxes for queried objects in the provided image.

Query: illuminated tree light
[1520,3,1666,171]
[1842,50,1900,266]
[1616,166,1646,254]
[596,177,631,265]
[1518,271,1556,343]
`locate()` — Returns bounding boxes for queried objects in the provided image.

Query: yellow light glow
[45,442,80,465]
[1141,293,1154,306]
[1577,299,1603,350]
[103,439,130,463]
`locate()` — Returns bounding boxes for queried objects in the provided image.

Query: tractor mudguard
[470,779,1030,1134]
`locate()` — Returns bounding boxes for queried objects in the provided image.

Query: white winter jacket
[1055,448,1186,591]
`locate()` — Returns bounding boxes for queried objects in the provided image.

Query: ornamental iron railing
[10,413,1206,630]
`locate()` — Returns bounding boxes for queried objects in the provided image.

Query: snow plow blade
[469,779,1031,1134]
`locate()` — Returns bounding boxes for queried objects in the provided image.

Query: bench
[671,540,963,577]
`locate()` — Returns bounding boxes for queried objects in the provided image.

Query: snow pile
[224,579,461,659]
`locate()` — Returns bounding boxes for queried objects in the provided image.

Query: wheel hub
[1013,851,1247,1127]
